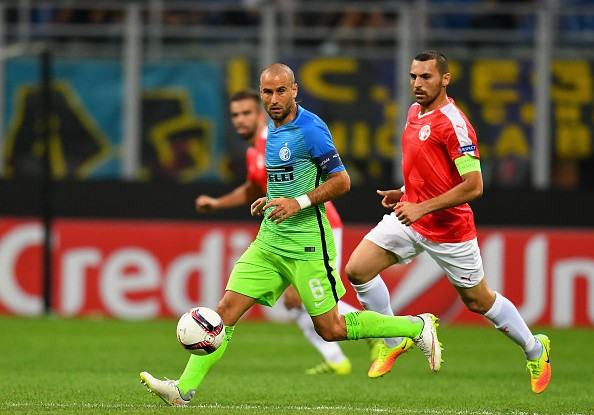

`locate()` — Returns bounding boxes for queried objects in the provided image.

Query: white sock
[484,292,542,360]
[337,300,358,314]
[352,276,403,348]
[295,306,346,364]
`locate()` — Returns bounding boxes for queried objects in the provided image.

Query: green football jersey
[254,106,346,260]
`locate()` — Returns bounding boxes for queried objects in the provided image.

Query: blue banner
[3,58,225,181]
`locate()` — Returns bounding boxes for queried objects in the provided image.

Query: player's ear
[293,83,298,99]
[442,73,451,88]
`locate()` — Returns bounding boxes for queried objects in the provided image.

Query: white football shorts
[364,213,484,288]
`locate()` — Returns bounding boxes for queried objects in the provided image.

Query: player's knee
[459,284,495,315]
[462,297,490,315]
[283,289,302,310]
[345,260,367,285]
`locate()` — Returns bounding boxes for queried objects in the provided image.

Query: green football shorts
[227,243,346,316]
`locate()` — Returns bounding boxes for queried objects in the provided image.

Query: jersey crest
[278,142,291,161]
[419,124,431,141]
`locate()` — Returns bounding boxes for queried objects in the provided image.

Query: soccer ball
[176,307,225,355]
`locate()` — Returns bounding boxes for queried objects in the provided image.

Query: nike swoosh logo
[314,299,327,308]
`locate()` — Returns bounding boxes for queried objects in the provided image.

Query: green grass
[0,317,592,415]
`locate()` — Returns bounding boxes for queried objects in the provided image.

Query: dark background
[2,179,592,227]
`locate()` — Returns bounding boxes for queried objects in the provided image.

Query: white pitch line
[1,402,589,415]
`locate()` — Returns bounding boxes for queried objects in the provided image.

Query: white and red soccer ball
[176,307,225,355]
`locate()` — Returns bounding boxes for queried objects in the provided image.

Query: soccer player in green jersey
[140,63,442,406]
[196,90,379,375]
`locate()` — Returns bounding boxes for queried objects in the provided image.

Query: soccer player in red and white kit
[196,90,378,375]
[345,51,551,393]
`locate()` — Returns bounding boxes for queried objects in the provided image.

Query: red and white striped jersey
[400,98,479,243]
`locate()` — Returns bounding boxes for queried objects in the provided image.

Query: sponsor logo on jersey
[418,124,431,141]
[268,166,294,182]
[459,144,476,153]
[279,142,291,161]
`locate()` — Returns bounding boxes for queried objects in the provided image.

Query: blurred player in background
[345,50,551,393]
[140,63,441,406]
[195,89,378,375]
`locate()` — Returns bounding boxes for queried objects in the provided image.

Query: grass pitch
[0,316,592,415]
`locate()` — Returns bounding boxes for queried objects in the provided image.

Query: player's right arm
[196,180,264,212]
[376,188,404,209]
[262,171,349,224]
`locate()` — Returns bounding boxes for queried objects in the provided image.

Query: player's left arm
[263,122,350,224]
[264,170,350,224]
[306,170,350,205]
[260,170,349,223]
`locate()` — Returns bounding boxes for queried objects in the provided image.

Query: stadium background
[1,0,594,326]
[1,2,594,414]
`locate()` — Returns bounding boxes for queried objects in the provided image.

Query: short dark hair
[230,89,260,104]
[414,50,449,75]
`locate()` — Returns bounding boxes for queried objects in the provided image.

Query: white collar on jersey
[417,95,451,119]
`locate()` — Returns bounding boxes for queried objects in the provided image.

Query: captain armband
[314,149,344,173]
[454,154,481,176]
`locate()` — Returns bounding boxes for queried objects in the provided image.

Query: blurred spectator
[363,7,394,47]
[50,3,81,25]
[320,7,364,53]
[319,6,395,54]
[86,8,121,25]
[470,0,517,31]
[430,0,536,34]
[429,0,480,29]
[493,156,530,187]
[560,0,594,34]
[552,160,580,190]
[160,0,261,27]
[163,10,207,26]
[466,0,535,47]
[31,3,56,25]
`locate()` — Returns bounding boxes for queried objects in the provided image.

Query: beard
[268,104,292,123]
[239,126,258,141]
[414,91,439,107]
